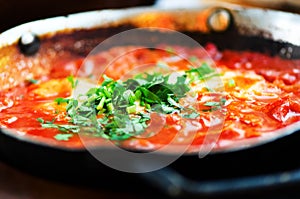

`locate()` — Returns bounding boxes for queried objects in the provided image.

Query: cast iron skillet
[1,4,300,198]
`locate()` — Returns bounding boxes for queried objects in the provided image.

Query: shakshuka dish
[0,42,300,152]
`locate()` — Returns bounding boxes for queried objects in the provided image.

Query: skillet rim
[0,5,300,156]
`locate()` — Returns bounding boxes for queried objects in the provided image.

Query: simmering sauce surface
[0,43,300,152]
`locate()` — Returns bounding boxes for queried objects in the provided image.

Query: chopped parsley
[27,78,39,84]
[181,111,200,119]
[203,98,226,111]
[41,123,80,133]
[54,133,73,141]
[186,62,219,81]
[67,75,78,88]
[54,97,69,105]
[38,62,224,141]
[37,118,44,123]
[204,101,221,107]
[37,118,80,135]
[63,72,190,140]
[228,78,236,88]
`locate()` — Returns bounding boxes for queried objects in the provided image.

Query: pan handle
[139,167,300,197]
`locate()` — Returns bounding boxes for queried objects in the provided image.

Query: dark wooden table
[0,161,160,199]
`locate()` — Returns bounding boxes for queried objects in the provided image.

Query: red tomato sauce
[0,43,300,152]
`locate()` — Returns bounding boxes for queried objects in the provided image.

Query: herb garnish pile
[38,62,224,141]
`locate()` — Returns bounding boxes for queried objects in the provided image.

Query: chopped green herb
[204,101,221,107]
[167,96,182,109]
[220,98,226,105]
[126,105,137,114]
[228,78,236,88]
[182,112,200,119]
[62,71,191,140]
[67,75,78,88]
[37,118,44,124]
[54,133,73,141]
[46,118,56,124]
[204,87,214,92]
[27,79,39,84]
[186,62,219,81]
[54,97,69,105]
[41,123,80,133]
[203,98,226,112]
[41,63,221,141]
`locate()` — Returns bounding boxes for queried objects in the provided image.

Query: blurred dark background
[0,0,156,32]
